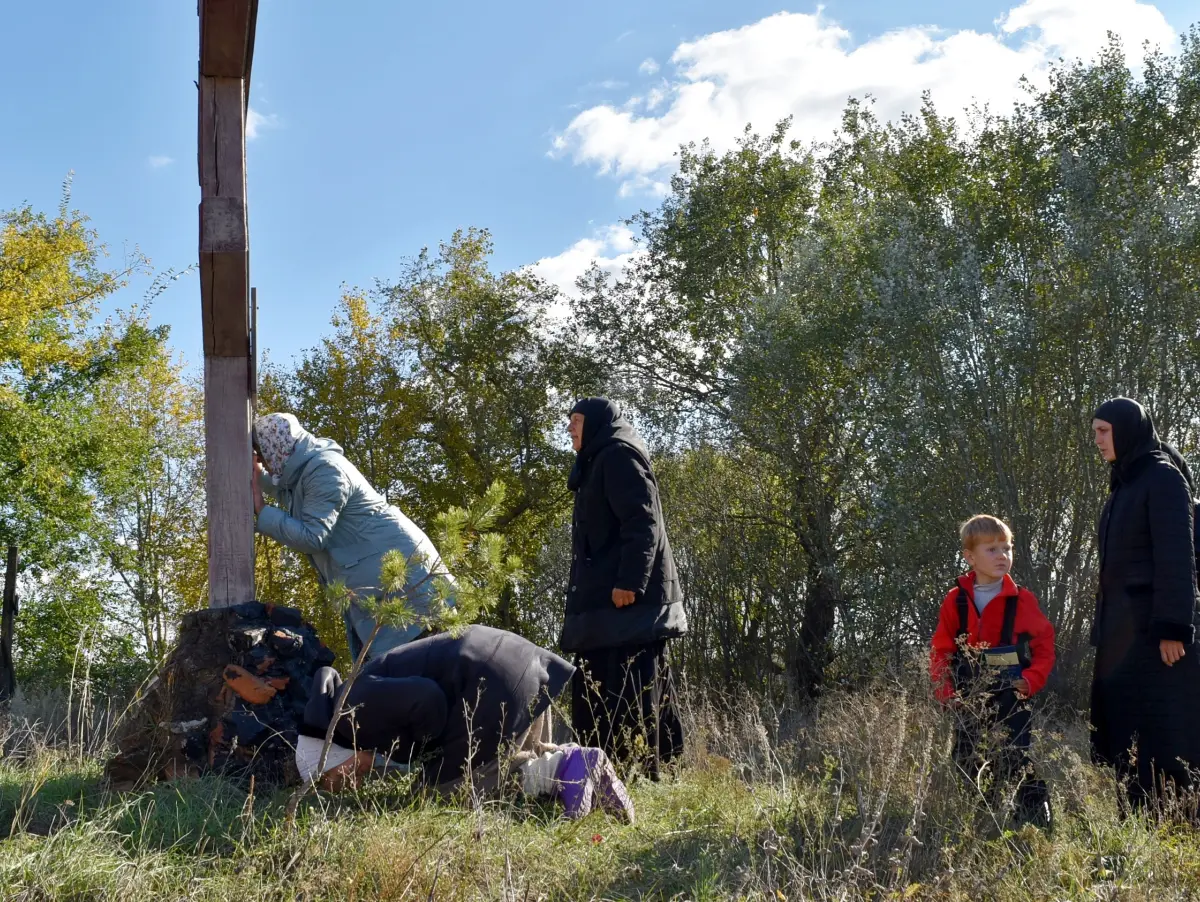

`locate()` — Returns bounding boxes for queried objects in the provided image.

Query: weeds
[3,676,1200,900]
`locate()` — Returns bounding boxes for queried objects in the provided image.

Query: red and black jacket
[930,572,1056,702]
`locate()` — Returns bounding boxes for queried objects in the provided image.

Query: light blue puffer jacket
[255,431,455,657]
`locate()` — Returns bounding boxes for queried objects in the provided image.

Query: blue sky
[1,0,1194,370]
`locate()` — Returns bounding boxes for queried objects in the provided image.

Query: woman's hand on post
[1160,639,1186,667]
[611,588,636,608]
[251,466,265,516]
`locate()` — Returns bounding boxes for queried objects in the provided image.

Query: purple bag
[555,746,635,823]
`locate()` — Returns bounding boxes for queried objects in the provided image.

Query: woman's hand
[612,588,636,608]
[1012,678,1030,697]
[1160,639,1186,666]
[251,465,265,516]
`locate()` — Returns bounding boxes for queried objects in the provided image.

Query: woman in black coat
[1090,397,1200,810]
[562,398,687,777]
[298,625,574,791]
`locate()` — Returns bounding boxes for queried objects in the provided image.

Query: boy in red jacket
[930,515,1056,828]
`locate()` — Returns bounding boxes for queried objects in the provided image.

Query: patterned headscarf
[253,413,305,475]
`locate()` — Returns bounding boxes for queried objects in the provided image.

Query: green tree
[0,187,172,702]
[575,118,878,695]
[866,36,1200,693]
[280,229,592,636]
[90,332,207,659]
[575,122,814,429]
[0,190,163,566]
[13,570,145,699]
[574,35,1200,700]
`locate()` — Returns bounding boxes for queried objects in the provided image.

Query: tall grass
[2,664,1200,900]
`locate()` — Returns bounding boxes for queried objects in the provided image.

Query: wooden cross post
[199,0,258,607]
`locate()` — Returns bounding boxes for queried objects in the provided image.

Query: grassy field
[3,686,1200,901]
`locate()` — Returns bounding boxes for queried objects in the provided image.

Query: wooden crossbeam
[199,0,258,607]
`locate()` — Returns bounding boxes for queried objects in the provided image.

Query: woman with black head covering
[562,398,688,778]
[1090,397,1200,810]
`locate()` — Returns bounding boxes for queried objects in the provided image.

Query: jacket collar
[956,571,1018,600]
[280,432,344,490]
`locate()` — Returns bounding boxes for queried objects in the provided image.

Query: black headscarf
[567,397,651,491]
[1094,397,1195,492]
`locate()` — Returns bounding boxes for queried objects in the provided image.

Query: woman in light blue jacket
[252,413,454,659]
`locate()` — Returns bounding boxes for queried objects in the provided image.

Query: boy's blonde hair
[959,514,1013,551]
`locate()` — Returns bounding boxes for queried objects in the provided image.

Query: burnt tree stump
[105,602,335,790]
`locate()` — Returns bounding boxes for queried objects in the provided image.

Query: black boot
[1014,779,1053,831]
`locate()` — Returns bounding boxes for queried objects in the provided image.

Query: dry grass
[2,676,1200,901]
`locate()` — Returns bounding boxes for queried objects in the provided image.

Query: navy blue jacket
[303,625,573,785]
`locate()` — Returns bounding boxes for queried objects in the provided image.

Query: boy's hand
[612,588,636,608]
[1012,678,1030,697]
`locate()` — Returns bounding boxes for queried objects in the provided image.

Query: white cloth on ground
[295,734,356,783]
[520,749,567,797]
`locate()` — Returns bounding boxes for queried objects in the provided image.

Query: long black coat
[560,434,688,653]
[302,625,574,785]
[1090,443,1200,773]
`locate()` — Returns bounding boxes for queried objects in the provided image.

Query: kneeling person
[296,625,634,820]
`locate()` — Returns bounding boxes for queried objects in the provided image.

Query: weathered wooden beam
[200,250,250,357]
[198,76,250,359]
[197,77,245,192]
[204,357,255,607]
[199,0,256,608]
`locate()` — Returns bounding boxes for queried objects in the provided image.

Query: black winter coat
[1090,445,1200,770]
[1094,449,1198,647]
[302,625,574,785]
[560,440,688,652]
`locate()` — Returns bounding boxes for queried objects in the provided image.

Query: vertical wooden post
[0,543,17,705]
[199,0,258,607]
[250,286,258,409]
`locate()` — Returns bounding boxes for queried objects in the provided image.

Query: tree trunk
[1,543,18,707]
[790,553,841,698]
[106,601,336,789]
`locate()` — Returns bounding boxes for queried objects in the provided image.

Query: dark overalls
[951,587,1051,829]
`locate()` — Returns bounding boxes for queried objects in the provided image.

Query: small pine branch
[323,480,521,639]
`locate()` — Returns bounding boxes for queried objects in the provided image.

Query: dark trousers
[571,640,684,779]
[953,687,1034,792]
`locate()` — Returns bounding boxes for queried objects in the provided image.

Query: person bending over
[252,412,454,659]
[295,624,634,821]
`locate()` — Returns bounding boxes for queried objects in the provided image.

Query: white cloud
[539,0,1174,296]
[551,0,1175,193]
[531,225,641,298]
[246,106,280,140]
[998,0,1173,61]
[147,155,174,168]
[639,57,660,75]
